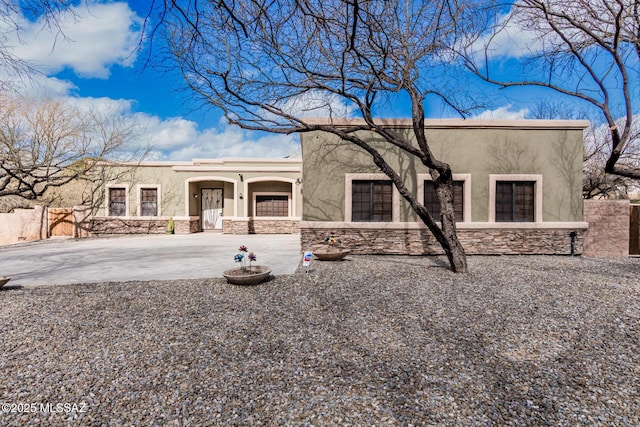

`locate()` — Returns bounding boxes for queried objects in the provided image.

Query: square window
[495,181,535,222]
[255,195,289,217]
[352,180,393,222]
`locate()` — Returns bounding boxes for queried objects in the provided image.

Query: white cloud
[53,97,298,161]
[470,1,611,61]
[7,2,142,78]
[277,90,357,119]
[471,12,544,60]
[473,105,529,120]
[0,72,78,97]
[0,1,297,161]
[140,117,298,161]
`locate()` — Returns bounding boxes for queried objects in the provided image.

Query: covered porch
[184,175,301,234]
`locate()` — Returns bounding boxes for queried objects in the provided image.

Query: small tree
[158,0,486,272]
[0,92,142,203]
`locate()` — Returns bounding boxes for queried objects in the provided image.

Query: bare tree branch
[0,0,78,88]
[462,0,640,180]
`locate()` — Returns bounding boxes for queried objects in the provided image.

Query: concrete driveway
[0,233,302,288]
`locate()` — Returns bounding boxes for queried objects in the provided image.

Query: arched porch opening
[243,177,300,234]
[184,177,238,231]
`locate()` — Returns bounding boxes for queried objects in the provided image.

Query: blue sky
[1,1,582,161]
[2,1,303,160]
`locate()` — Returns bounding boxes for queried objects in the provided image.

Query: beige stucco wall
[0,206,48,246]
[96,158,303,221]
[301,119,585,224]
[96,164,183,217]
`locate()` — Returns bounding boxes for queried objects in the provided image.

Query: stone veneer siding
[249,219,300,234]
[91,217,199,235]
[174,218,200,234]
[301,227,585,255]
[223,219,249,234]
[583,200,630,257]
[223,219,299,234]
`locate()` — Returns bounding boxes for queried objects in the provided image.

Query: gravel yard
[1,255,639,426]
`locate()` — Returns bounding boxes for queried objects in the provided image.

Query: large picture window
[255,194,289,217]
[352,180,393,222]
[108,187,126,217]
[495,181,535,222]
[140,188,158,217]
[423,181,464,221]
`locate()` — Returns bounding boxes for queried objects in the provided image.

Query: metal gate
[48,208,74,237]
[631,204,640,255]
[201,188,223,230]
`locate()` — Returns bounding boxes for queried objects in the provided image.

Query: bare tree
[582,121,640,198]
[0,92,143,202]
[463,0,640,181]
[158,0,485,272]
[528,98,638,198]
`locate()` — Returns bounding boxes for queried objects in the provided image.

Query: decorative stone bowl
[313,250,351,261]
[222,266,272,286]
[0,276,11,289]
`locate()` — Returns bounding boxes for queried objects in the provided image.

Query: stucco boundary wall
[91,216,199,235]
[73,206,92,238]
[300,223,586,255]
[583,200,629,257]
[0,206,48,246]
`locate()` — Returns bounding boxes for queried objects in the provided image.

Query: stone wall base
[175,218,200,234]
[249,219,300,234]
[223,219,299,234]
[91,217,199,235]
[301,227,585,255]
[223,219,249,234]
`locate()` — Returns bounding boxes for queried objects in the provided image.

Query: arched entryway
[184,177,238,231]
[243,177,299,234]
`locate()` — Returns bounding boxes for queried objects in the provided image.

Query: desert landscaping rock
[1,255,639,425]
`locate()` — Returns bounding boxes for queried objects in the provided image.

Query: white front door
[201,188,223,230]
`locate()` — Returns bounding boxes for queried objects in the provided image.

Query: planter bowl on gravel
[0,276,11,289]
[313,250,351,261]
[222,266,272,286]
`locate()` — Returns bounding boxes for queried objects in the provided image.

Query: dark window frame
[351,180,393,222]
[140,187,158,217]
[495,181,535,222]
[255,194,289,217]
[108,187,127,217]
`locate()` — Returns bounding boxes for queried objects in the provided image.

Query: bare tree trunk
[413,175,467,273]
[407,85,468,272]
[370,149,468,273]
[432,176,468,273]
